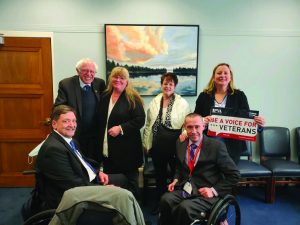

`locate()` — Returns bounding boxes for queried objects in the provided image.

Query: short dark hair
[184,113,203,123]
[160,72,178,86]
[51,105,76,122]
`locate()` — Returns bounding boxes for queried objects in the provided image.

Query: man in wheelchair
[22,105,128,221]
[159,113,240,225]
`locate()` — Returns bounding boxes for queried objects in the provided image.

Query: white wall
[1,0,300,160]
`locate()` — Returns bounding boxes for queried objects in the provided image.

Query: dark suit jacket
[35,131,98,209]
[54,75,106,138]
[175,136,240,197]
[194,90,250,158]
[98,92,145,172]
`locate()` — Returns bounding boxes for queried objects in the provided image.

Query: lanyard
[187,141,202,175]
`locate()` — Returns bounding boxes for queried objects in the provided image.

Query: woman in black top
[194,63,265,164]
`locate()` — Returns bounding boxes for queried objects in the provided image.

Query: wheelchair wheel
[23,209,55,225]
[207,195,240,225]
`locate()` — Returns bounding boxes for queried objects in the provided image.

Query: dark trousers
[103,159,140,201]
[151,146,175,202]
[78,134,102,163]
[123,170,140,201]
[106,174,128,188]
[159,190,218,225]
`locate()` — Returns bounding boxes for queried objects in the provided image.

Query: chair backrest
[259,126,290,158]
[240,141,252,158]
[295,127,300,163]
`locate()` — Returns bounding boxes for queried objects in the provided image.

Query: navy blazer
[35,131,98,209]
[194,90,250,158]
[175,136,240,197]
[98,92,145,171]
[54,75,106,137]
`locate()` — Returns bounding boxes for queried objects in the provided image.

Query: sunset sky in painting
[106,25,198,70]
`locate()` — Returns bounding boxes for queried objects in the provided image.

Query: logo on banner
[207,107,259,142]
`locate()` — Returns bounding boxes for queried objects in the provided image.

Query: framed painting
[105,24,199,96]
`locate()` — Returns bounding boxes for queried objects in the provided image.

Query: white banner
[207,108,259,142]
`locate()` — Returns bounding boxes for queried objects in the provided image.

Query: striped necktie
[70,140,96,181]
[190,143,197,161]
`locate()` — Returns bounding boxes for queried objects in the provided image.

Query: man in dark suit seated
[54,58,106,163]
[159,113,240,225]
[22,105,127,221]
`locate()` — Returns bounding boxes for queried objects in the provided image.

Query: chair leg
[265,177,271,203]
[267,177,276,203]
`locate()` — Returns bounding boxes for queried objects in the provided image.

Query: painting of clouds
[105,24,199,96]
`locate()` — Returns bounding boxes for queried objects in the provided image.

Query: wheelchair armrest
[22,170,36,175]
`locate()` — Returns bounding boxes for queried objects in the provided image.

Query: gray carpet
[0,187,32,225]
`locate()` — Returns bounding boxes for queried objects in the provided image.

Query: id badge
[183,181,192,195]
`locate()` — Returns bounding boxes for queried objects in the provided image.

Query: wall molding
[202,28,300,37]
[0,30,53,37]
[1,24,300,37]
[0,24,103,34]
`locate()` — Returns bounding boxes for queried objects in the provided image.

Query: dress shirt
[53,130,96,182]
[103,96,115,157]
[185,138,202,165]
[186,136,218,197]
[79,77,91,89]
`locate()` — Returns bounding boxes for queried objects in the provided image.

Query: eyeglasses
[80,69,96,74]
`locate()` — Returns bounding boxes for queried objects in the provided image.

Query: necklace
[214,95,227,107]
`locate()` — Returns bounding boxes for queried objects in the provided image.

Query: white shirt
[54,130,96,182]
[103,96,115,157]
[143,93,191,152]
[78,77,91,89]
[214,95,227,108]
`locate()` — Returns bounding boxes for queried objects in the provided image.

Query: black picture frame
[105,24,199,96]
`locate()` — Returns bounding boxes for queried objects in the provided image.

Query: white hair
[75,58,98,72]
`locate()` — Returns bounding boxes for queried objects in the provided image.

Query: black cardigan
[194,89,250,163]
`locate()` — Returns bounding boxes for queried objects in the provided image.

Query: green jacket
[49,186,145,225]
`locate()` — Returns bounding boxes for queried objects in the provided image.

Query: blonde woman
[194,63,265,164]
[98,67,145,200]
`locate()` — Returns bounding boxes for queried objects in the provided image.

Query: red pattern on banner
[207,130,256,141]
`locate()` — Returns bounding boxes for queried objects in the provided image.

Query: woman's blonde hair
[105,67,144,109]
[204,63,236,95]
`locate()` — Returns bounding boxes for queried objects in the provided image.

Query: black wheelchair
[24,195,240,225]
[23,209,55,225]
[190,194,241,225]
[158,194,241,225]
[22,185,142,225]
[23,203,129,225]
[24,192,240,225]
